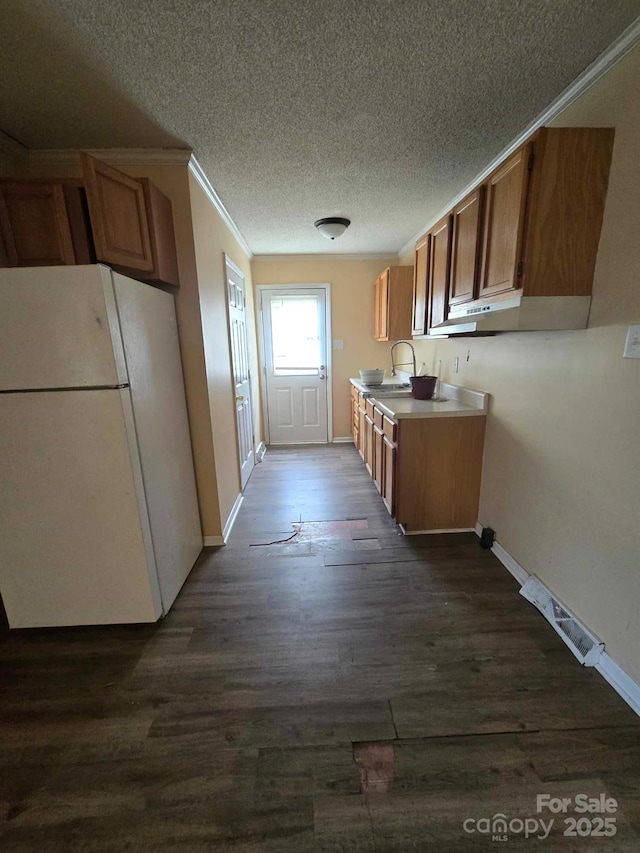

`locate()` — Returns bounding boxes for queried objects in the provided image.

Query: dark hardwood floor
[1,444,639,850]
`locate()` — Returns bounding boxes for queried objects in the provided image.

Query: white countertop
[350,378,488,420]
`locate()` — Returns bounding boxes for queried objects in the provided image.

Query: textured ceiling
[1,1,639,254]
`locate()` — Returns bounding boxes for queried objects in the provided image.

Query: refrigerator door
[0,264,127,391]
[0,388,162,627]
[112,272,202,611]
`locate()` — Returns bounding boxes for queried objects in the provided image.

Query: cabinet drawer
[373,407,384,429]
[383,416,397,442]
[365,399,375,419]
[358,392,366,412]
[351,384,359,402]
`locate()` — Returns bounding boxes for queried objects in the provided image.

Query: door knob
[236,395,244,402]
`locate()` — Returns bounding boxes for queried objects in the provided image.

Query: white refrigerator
[0,265,203,628]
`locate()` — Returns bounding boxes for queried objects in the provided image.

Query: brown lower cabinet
[353,388,486,531]
[373,425,384,494]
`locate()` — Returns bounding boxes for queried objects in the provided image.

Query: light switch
[333,339,344,350]
[623,325,640,359]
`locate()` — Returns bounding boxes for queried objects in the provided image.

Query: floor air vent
[519,577,604,666]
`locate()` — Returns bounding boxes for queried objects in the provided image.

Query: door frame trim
[224,253,255,490]
[256,283,333,445]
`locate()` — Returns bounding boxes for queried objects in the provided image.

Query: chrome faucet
[390,340,417,377]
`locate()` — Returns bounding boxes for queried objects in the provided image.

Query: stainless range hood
[430,293,592,336]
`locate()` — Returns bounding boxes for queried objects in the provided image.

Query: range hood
[430,293,592,336]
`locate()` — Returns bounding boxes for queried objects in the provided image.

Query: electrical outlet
[453,356,460,373]
[623,325,640,359]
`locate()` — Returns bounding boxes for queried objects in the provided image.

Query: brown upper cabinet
[449,186,484,308]
[411,234,430,335]
[0,182,76,267]
[478,143,531,299]
[0,154,180,287]
[413,126,614,333]
[427,215,453,330]
[412,215,452,336]
[373,265,414,341]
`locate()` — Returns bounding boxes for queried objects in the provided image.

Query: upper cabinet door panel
[0,182,76,266]
[412,234,429,336]
[378,269,389,340]
[81,153,154,273]
[479,144,531,299]
[449,186,484,307]
[428,215,452,330]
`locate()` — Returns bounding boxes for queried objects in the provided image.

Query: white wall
[402,46,640,683]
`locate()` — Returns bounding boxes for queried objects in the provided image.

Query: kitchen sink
[365,384,412,397]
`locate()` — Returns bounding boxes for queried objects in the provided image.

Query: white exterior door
[226,257,255,489]
[261,287,329,444]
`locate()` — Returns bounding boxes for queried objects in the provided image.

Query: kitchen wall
[27,156,261,541]
[251,255,397,438]
[400,46,640,683]
[188,172,261,529]
[0,131,29,266]
[0,130,28,178]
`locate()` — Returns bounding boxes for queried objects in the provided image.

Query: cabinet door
[364,414,374,476]
[81,153,154,274]
[0,182,76,266]
[140,179,180,287]
[358,406,366,461]
[352,399,360,450]
[412,234,430,335]
[479,144,531,298]
[373,276,381,339]
[382,435,396,516]
[427,215,452,331]
[373,426,383,493]
[377,269,389,340]
[449,186,484,307]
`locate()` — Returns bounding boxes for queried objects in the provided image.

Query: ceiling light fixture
[314,216,351,241]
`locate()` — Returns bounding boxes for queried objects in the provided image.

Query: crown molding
[252,252,397,262]
[187,155,252,258]
[29,147,192,167]
[398,17,640,258]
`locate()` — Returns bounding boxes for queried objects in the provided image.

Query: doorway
[225,255,255,489]
[259,285,331,445]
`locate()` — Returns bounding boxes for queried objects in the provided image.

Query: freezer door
[112,272,202,612]
[0,389,162,627]
[0,264,127,391]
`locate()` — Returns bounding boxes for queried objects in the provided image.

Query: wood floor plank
[1,444,638,850]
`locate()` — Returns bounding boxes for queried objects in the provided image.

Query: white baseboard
[475,523,640,718]
[492,540,531,586]
[401,525,475,535]
[596,653,640,717]
[222,493,244,543]
[332,436,354,444]
[203,493,244,547]
[256,441,267,462]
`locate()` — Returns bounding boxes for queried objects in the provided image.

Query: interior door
[226,257,255,488]
[261,287,329,444]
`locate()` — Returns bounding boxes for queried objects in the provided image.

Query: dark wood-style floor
[1,445,639,851]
